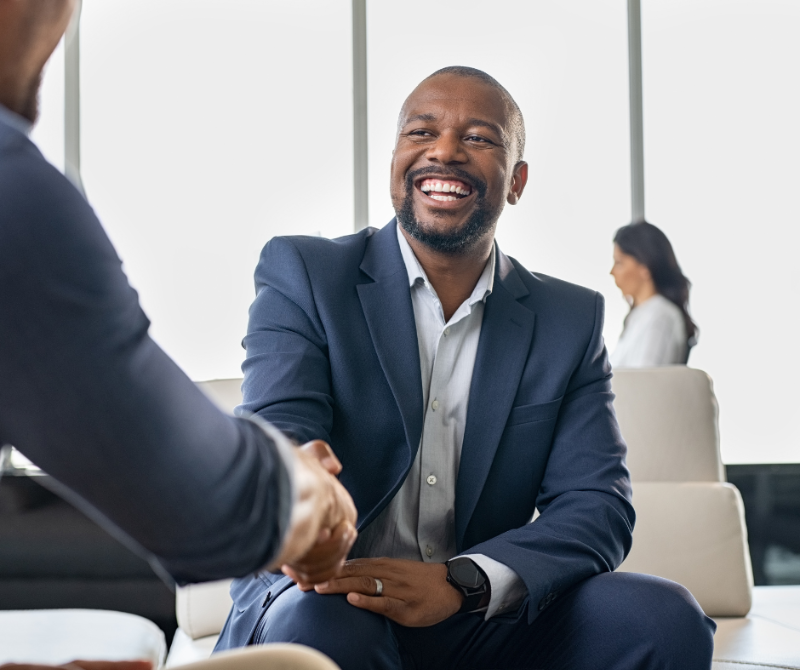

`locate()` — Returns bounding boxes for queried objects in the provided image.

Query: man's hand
[314,558,464,627]
[268,440,357,586]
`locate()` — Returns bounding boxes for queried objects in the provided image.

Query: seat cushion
[0,609,166,665]
[166,629,219,667]
[617,481,753,616]
[712,586,800,669]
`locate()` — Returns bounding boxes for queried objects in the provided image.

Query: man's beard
[396,166,496,255]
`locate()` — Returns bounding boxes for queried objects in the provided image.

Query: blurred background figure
[610,221,697,368]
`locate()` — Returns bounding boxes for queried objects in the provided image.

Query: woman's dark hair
[613,221,698,348]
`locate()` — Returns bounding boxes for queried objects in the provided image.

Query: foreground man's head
[391,66,529,257]
[0,0,77,122]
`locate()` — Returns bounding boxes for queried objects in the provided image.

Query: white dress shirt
[351,226,527,619]
[610,294,688,368]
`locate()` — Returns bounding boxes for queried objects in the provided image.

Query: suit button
[425,546,434,557]
[262,590,272,607]
[538,592,557,611]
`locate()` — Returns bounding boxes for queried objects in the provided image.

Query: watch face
[449,558,485,588]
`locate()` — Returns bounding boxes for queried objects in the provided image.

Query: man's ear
[506,161,528,205]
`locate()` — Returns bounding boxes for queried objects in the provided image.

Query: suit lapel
[356,221,424,475]
[455,250,535,548]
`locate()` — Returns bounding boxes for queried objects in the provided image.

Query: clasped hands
[267,440,358,584]
[272,440,464,627]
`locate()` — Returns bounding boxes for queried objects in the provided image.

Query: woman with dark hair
[609,221,698,367]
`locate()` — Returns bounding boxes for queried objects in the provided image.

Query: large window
[642,0,800,463]
[79,1,352,381]
[367,1,631,357]
[24,1,800,464]
[30,39,65,172]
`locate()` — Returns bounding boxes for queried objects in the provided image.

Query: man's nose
[425,131,467,164]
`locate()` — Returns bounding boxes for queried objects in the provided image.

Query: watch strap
[446,557,489,613]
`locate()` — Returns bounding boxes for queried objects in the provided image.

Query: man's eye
[466,135,492,144]
[408,130,432,137]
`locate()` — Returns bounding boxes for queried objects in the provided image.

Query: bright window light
[368,1,631,381]
[643,0,800,464]
[80,0,353,381]
[30,38,65,172]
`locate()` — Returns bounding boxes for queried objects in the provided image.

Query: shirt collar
[0,104,33,136]
[395,222,495,305]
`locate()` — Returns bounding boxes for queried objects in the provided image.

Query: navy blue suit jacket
[0,113,291,583]
[217,220,634,648]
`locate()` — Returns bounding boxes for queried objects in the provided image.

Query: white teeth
[430,194,457,202]
[419,180,471,197]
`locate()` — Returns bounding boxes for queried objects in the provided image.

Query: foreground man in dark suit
[0,0,356,590]
[216,68,715,668]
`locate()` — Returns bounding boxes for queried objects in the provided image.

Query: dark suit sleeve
[465,292,635,623]
[0,130,292,583]
[240,236,333,444]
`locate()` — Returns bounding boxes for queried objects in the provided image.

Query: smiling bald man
[215,67,716,669]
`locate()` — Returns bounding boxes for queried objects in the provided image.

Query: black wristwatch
[446,556,489,613]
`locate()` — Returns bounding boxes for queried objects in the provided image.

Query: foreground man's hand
[314,557,464,627]
[269,440,357,585]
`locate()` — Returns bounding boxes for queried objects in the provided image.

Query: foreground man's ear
[507,161,528,205]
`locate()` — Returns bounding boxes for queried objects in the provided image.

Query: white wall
[643,0,800,463]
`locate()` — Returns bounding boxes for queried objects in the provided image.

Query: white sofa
[168,371,800,669]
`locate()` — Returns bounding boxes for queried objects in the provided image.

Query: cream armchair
[171,372,800,669]
[612,367,800,670]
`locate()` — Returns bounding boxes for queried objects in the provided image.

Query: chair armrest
[176,580,233,640]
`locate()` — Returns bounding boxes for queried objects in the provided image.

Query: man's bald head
[401,66,526,164]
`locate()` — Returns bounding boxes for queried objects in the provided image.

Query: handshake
[269,441,358,589]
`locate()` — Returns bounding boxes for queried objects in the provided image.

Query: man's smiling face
[390,73,527,255]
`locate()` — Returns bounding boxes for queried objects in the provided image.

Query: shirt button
[444,327,451,336]
[427,474,437,486]
[426,546,434,557]
[431,399,439,410]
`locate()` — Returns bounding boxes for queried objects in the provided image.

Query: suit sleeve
[239,237,334,444]
[0,133,293,583]
[463,292,635,623]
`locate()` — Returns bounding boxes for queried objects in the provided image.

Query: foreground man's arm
[0,115,355,583]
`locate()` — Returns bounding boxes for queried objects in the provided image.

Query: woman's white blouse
[610,294,688,368]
